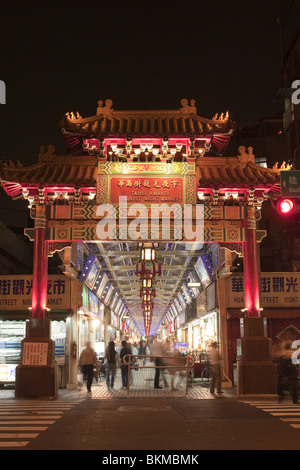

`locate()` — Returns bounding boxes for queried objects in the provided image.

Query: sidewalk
[0,367,236,400]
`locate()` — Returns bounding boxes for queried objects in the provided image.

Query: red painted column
[31,227,48,319]
[243,207,261,317]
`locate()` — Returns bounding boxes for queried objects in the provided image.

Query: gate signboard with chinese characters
[101,161,194,205]
[109,176,184,204]
[0,275,70,311]
[226,272,300,309]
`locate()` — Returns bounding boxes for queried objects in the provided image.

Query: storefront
[78,284,105,357]
[175,311,186,344]
[0,274,72,386]
[0,320,25,384]
[109,309,121,344]
[199,312,218,350]
[199,282,219,350]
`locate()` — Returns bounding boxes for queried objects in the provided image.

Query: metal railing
[122,354,195,395]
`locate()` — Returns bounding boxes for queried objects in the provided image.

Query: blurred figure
[131,342,138,360]
[165,352,186,391]
[104,341,118,389]
[130,342,139,377]
[138,340,147,367]
[276,343,299,404]
[152,342,167,389]
[149,339,154,362]
[79,341,97,393]
[209,342,222,396]
[119,340,132,389]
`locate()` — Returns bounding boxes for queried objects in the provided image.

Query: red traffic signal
[278,198,295,215]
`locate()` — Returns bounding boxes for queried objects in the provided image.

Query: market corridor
[0,364,235,400]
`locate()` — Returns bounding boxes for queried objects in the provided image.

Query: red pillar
[16,226,56,399]
[243,207,261,317]
[238,208,278,395]
[31,227,48,319]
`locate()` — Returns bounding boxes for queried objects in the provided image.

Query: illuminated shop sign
[79,255,101,290]
[226,273,300,308]
[0,275,70,310]
[95,272,108,299]
[194,257,211,288]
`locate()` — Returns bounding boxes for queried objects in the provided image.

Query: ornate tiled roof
[0,155,98,186]
[0,152,99,198]
[59,99,236,155]
[0,149,281,201]
[196,153,281,189]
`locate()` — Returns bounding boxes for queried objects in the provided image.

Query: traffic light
[278,198,295,215]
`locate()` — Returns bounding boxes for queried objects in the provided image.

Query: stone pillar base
[15,318,58,399]
[237,317,278,396]
[15,365,58,399]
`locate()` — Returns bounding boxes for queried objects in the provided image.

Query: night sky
[0,0,288,166]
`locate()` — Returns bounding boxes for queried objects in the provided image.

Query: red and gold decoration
[135,244,161,336]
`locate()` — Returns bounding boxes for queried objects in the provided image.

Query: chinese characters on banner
[22,342,48,366]
[0,275,70,310]
[226,273,300,308]
[109,177,184,204]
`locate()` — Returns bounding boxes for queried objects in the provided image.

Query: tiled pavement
[0,366,236,400]
[67,368,231,400]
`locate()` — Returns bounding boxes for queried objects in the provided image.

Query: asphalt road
[15,396,300,455]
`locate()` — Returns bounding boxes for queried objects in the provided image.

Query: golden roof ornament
[237,146,255,164]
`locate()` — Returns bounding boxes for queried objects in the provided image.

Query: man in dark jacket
[119,340,132,389]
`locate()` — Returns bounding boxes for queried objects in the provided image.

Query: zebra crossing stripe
[0,400,80,448]
[0,421,55,425]
[0,411,64,415]
[0,415,62,419]
[242,401,300,429]
[0,441,30,448]
[257,406,300,411]
[0,433,39,438]
[0,426,48,431]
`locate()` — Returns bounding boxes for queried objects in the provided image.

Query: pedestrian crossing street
[242,401,300,429]
[0,400,81,448]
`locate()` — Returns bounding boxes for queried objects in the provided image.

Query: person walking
[209,342,222,396]
[152,342,165,389]
[119,340,132,389]
[104,341,118,389]
[138,340,147,367]
[276,343,299,404]
[79,341,97,393]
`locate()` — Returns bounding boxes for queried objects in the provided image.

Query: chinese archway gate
[0,98,281,398]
